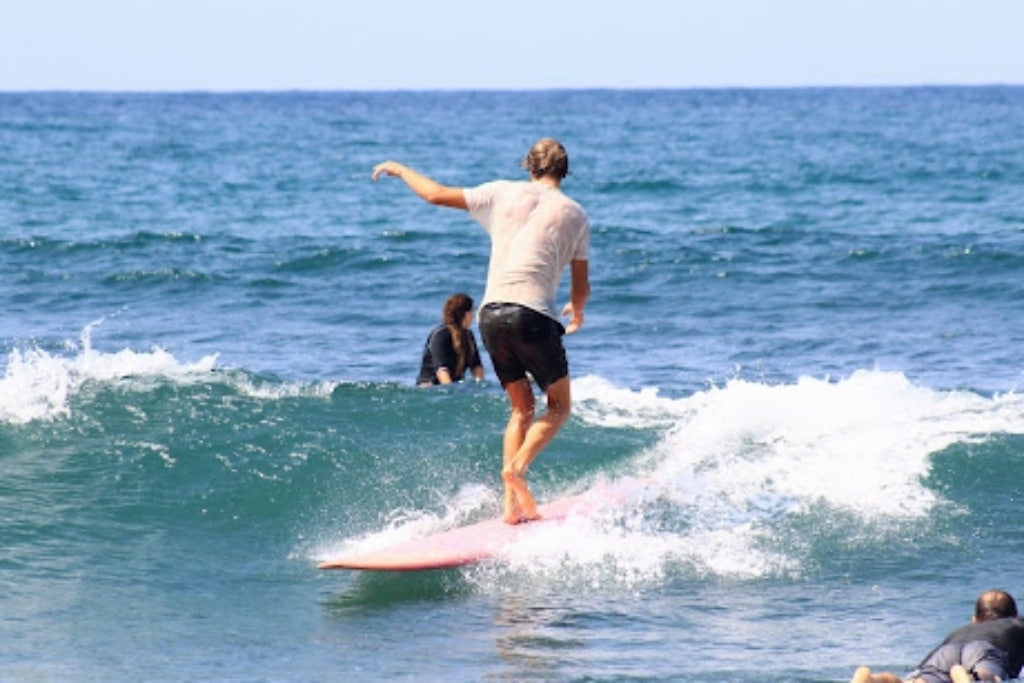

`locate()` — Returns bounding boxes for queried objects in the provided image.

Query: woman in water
[417,293,484,386]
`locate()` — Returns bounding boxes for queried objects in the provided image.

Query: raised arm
[372,161,467,210]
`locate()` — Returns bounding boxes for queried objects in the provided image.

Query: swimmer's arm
[435,367,454,384]
[372,161,467,210]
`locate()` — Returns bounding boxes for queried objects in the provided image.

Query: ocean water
[2,87,1024,682]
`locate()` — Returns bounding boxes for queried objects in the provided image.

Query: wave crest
[0,323,217,424]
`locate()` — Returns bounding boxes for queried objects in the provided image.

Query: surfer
[373,138,591,524]
[417,293,484,386]
[851,589,1024,683]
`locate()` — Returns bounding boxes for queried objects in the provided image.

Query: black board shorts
[478,302,568,391]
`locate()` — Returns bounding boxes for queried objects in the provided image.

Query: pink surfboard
[318,479,634,571]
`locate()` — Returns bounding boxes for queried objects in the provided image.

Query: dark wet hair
[975,590,1018,621]
[443,293,474,327]
[442,293,475,379]
[520,138,569,180]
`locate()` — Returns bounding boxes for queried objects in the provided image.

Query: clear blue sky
[2,0,1022,91]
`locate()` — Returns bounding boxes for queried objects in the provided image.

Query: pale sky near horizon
[1,0,1022,91]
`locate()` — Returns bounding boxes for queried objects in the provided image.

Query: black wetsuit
[416,324,481,385]
[914,617,1024,683]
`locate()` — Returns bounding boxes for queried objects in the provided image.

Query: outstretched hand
[372,161,406,181]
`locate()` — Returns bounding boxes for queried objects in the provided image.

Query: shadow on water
[321,568,475,614]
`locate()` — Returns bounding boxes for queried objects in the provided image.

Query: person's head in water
[521,138,569,181]
[443,293,474,329]
[974,590,1018,622]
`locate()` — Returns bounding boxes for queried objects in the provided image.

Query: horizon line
[2,81,1023,96]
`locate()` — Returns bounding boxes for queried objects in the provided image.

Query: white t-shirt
[465,180,590,320]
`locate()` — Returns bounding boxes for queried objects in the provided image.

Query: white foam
[234,376,339,401]
[308,369,1024,583]
[647,370,1024,516]
[0,323,217,424]
[576,370,1024,516]
[573,374,688,429]
[477,370,1024,584]
[313,482,495,561]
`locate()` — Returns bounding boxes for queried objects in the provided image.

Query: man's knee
[505,379,535,415]
[545,378,572,418]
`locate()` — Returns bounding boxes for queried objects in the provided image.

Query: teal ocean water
[2,88,1024,681]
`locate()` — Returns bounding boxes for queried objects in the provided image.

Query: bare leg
[501,376,572,524]
[876,674,905,683]
[850,668,904,683]
[957,664,1002,683]
[501,379,534,523]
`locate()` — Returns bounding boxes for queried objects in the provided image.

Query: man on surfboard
[373,138,591,524]
[851,589,1024,683]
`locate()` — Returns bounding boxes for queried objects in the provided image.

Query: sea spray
[0,323,217,423]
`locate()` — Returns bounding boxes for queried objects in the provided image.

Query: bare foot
[850,667,871,683]
[503,484,520,524]
[949,665,972,683]
[503,505,523,524]
[502,498,541,524]
[504,512,542,525]
[502,471,540,524]
[515,510,542,524]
